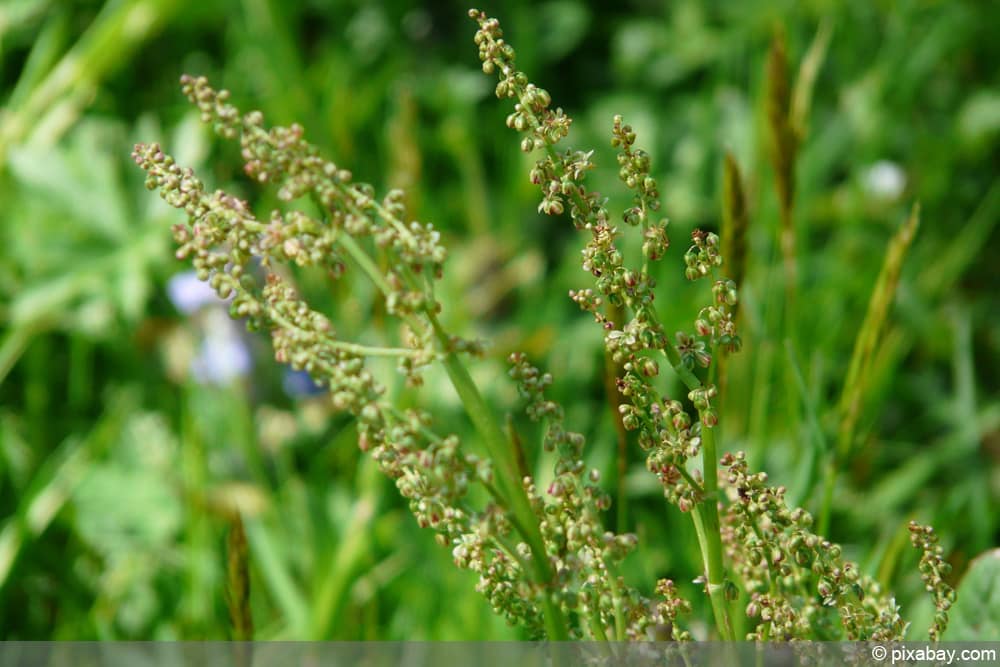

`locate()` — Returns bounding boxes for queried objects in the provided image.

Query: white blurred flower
[167,271,222,314]
[862,160,906,201]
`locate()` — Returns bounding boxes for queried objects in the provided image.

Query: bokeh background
[0,0,997,639]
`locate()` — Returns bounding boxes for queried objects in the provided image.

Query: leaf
[7,121,130,241]
[72,410,180,559]
[0,391,133,590]
[942,549,1000,640]
[74,463,181,555]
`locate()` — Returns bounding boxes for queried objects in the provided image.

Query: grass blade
[819,204,920,534]
[837,204,921,460]
[790,19,833,141]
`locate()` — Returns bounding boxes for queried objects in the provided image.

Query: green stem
[660,340,702,392]
[656,328,732,639]
[694,420,734,640]
[427,313,569,640]
[675,463,706,497]
[701,342,735,641]
[607,563,626,641]
[335,233,393,296]
[586,609,609,641]
[334,220,569,638]
[275,315,423,358]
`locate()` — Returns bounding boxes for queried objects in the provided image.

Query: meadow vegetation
[0,0,997,640]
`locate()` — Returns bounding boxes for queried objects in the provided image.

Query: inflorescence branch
[471,7,738,639]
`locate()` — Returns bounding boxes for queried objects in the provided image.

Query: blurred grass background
[0,0,997,639]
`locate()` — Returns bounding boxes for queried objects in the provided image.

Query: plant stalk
[692,420,734,640]
[428,314,570,640]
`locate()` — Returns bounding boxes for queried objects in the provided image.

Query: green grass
[0,0,997,640]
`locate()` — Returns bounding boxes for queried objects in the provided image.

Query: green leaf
[942,549,1000,640]
[7,122,129,241]
[75,463,181,553]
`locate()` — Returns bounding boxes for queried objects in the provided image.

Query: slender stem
[335,233,393,296]
[688,511,715,597]
[426,313,569,640]
[701,341,735,641]
[655,325,732,639]
[602,303,629,532]
[695,420,734,640]
[333,214,569,638]
[607,562,626,641]
[659,341,702,392]
[675,464,706,498]
[268,309,424,358]
[586,608,609,641]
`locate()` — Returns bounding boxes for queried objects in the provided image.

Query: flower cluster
[133,72,490,399]
[612,115,670,261]
[370,407,548,635]
[131,9,958,642]
[473,6,738,634]
[720,451,907,640]
[686,231,741,356]
[908,521,955,641]
[647,579,693,641]
[508,353,689,640]
[134,75,563,637]
[472,8,955,644]
[471,11,571,155]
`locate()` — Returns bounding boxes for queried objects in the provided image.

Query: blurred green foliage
[0,0,997,639]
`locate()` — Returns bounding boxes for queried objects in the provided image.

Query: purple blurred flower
[282,368,326,398]
[189,312,252,385]
[167,271,223,315]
